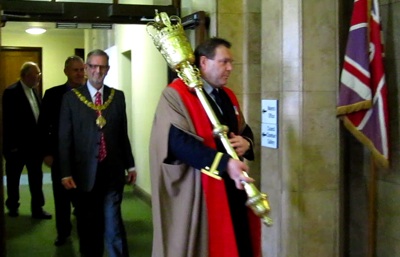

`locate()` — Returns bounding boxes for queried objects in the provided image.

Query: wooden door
[0,48,42,99]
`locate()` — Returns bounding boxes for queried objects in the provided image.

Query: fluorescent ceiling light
[56,23,78,29]
[25,27,47,35]
[91,24,112,29]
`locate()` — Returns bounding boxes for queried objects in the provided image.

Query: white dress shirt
[21,82,39,122]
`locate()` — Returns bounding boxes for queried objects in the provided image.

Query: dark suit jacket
[2,81,41,157]
[38,83,70,158]
[58,84,135,192]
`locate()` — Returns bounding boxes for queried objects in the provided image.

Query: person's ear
[199,55,208,69]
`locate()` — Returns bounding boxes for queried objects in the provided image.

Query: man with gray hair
[38,56,85,246]
[2,61,51,219]
[59,50,136,257]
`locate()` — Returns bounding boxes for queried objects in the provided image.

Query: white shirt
[87,81,104,104]
[21,81,39,122]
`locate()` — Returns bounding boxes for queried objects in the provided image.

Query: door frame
[0,46,43,95]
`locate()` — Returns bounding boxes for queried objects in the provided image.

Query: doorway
[0,6,206,256]
[0,47,43,98]
[0,47,43,257]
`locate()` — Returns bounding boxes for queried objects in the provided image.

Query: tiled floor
[3,182,153,257]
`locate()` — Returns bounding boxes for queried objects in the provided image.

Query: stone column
[261,0,340,256]
[217,0,262,184]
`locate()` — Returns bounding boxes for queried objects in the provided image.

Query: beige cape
[150,86,209,257]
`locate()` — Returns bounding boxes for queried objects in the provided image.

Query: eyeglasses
[86,63,109,71]
[208,58,234,65]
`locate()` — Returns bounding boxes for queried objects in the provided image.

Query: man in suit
[2,61,52,219]
[150,37,260,257]
[59,49,137,257]
[38,56,85,246]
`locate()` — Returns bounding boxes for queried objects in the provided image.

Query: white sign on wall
[261,99,278,149]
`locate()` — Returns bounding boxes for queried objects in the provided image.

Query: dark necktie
[211,88,236,133]
[211,88,223,113]
[95,91,107,162]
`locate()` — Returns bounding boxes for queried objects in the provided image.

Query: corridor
[3,175,152,257]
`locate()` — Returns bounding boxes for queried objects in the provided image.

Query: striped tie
[95,91,107,162]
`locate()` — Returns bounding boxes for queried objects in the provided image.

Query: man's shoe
[54,236,69,246]
[8,210,19,217]
[32,209,52,219]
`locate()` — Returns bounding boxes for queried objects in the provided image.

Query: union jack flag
[337,0,389,168]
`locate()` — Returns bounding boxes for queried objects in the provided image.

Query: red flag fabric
[337,0,389,168]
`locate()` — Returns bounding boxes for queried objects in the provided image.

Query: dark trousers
[5,151,45,212]
[74,161,129,257]
[51,160,73,238]
[223,173,254,257]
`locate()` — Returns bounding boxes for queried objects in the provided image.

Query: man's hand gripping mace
[147,11,272,226]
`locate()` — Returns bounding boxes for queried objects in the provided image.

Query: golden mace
[147,10,272,226]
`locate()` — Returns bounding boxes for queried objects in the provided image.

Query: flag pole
[368,156,377,257]
[367,1,377,255]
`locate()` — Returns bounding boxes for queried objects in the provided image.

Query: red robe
[150,78,261,257]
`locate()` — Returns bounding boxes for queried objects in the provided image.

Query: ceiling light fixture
[56,23,78,29]
[25,27,47,35]
[91,24,113,29]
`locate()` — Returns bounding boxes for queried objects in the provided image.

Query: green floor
[4,182,153,257]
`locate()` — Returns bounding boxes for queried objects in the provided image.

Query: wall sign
[261,99,278,149]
